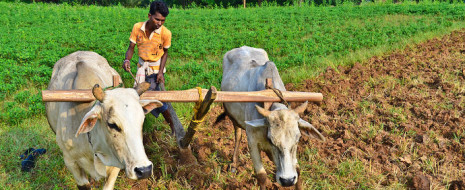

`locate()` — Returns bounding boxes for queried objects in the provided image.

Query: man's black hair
[149,1,169,17]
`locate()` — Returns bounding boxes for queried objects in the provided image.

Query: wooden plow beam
[179,86,217,149]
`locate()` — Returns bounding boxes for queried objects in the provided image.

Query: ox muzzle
[134,164,153,179]
[279,176,297,187]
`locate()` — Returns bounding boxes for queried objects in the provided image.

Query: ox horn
[92,84,105,102]
[134,82,151,96]
[255,105,270,117]
[294,101,309,114]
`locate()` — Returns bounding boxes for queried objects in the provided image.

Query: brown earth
[293,30,465,189]
[130,30,465,189]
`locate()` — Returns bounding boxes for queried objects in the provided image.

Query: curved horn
[134,82,151,96]
[294,101,308,114]
[255,105,270,117]
[92,84,105,102]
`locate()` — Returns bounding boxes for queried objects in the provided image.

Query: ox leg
[296,166,302,190]
[249,142,268,190]
[103,166,120,190]
[64,156,90,189]
[230,124,242,173]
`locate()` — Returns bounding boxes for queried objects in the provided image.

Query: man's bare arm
[123,42,136,71]
[157,48,169,83]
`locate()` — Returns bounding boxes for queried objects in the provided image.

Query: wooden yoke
[179,86,217,149]
[42,89,323,102]
[41,75,323,163]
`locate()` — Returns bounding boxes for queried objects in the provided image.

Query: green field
[1,1,465,189]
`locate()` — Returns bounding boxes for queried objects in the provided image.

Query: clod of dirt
[413,173,430,190]
[414,135,424,143]
[399,155,412,165]
[178,147,198,165]
[449,180,465,190]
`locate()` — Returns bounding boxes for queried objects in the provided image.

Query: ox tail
[214,112,228,125]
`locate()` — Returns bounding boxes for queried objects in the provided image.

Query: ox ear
[140,100,164,115]
[298,119,325,141]
[245,119,267,128]
[76,105,102,137]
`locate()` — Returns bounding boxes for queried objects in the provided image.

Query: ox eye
[107,122,121,132]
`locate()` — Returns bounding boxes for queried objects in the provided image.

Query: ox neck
[87,120,122,167]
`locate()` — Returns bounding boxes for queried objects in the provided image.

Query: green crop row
[1,2,465,125]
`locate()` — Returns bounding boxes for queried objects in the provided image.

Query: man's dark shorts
[145,73,168,117]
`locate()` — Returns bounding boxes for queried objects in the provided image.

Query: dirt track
[141,30,465,189]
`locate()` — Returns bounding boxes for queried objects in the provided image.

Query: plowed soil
[137,30,465,189]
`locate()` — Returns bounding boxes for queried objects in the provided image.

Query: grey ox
[220,46,325,189]
[45,51,163,190]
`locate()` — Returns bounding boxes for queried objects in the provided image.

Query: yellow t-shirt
[129,21,172,62]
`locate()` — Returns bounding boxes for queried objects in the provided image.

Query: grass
[0,116,75,189]
[282,19,465,86]
[302,154,385,189]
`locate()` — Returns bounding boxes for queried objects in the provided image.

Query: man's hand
[156,74,165,84]
[122,60,131,72]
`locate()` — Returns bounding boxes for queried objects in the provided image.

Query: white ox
[45,51,163,190]
[221,46,325,189]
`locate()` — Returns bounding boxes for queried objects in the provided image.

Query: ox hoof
[77,184,91,190]
[257,172,268,190]
[296,180,303,190]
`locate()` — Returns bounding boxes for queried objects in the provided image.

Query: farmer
[122,0,177,134]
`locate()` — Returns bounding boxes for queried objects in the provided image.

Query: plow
[42,76,323,150]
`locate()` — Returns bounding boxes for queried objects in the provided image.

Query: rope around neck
[265,84,289,107]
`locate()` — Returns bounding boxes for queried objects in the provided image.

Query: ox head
[75,82,162,180]
[245,101,325,187]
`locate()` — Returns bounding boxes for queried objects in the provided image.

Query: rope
[265,83,289,107]
[103,83,123,91]
[191,87,206,124]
